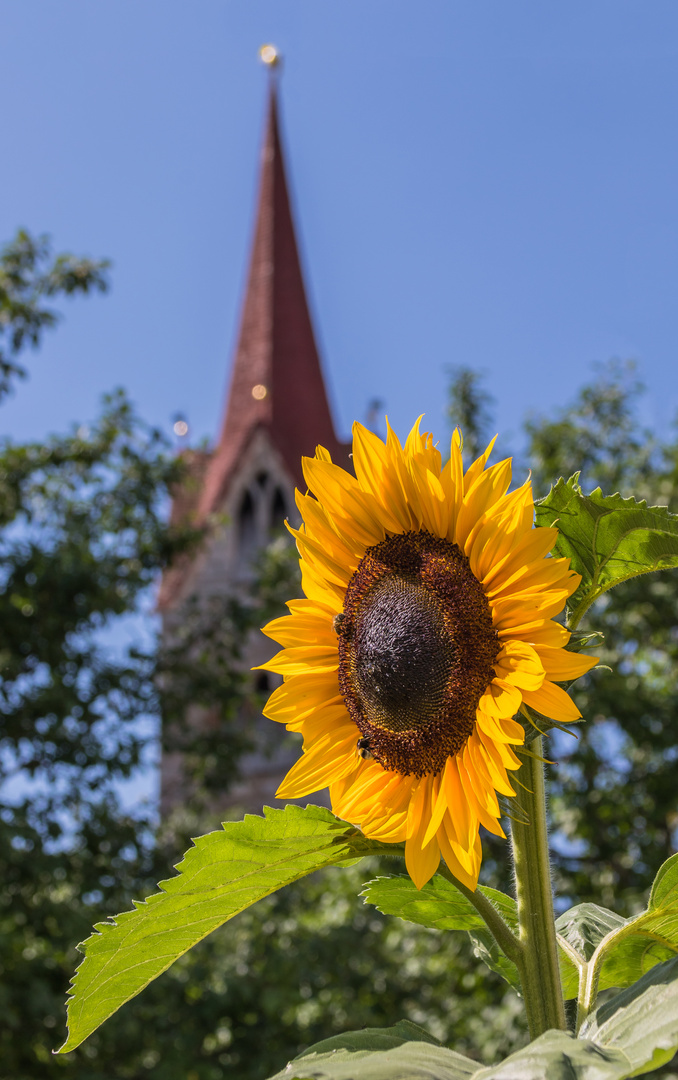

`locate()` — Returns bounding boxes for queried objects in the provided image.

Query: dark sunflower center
[352,576,457,734]
[336,531,500,777]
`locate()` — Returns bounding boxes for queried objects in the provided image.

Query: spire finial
[259,44,281,69]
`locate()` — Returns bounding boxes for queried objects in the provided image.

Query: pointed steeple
[197,74,347,521]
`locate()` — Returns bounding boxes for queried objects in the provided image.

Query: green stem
[438,865,522,966]
[568,593,599,633]
[511,736,567,1038]
[575,959,600,1034]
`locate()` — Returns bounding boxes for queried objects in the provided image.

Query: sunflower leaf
[58,804,394,1055]
[262,955,678,1079]
[361,874,522,991]
[555,903,628,1000]
[556,903,628,964]
[555,854,678,1012]
[581,954,678,1077]
[468,927,522,994]
[361,874,518,933]
[266,1020,479,1079]
[588,853,678,996]
[535,475,678,622]
[267,1022,648,1079]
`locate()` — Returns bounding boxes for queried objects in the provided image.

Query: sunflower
[259,421,597,890]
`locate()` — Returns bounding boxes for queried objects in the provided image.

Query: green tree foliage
[525,361,678,914]
[445,366,495,463]
[0,390,192,1072]
[5,219,674,1075]
[0,229,109,399]
[0,399,318,1075]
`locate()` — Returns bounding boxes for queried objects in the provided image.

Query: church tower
[158,53,348,815]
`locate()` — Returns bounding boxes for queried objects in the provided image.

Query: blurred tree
[10,225,674,1076]
[445,365,494,463]
[0,229,109,400]
[0,409,523,1076]
[0,390,193,1073]
[0,313,522,1074]
[525,360,678,915]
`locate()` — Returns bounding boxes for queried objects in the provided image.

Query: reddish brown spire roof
[197,80,347,520]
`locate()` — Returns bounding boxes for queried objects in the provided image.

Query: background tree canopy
[2,232,677,1077]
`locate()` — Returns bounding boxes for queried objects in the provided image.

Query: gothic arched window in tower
[270,486,288,529]
[237,488,257,559]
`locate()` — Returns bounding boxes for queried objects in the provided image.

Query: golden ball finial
[259,44,280,68]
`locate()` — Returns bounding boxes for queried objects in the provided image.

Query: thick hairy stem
[511,737,567,1038]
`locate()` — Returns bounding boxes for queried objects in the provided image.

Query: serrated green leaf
[582,954,678,1077]
[361,874,517,933]
[361,875,521,991]
[649,850,678,909]
[59,805,391,1054]
[271,1025,636,1079]
[294,1019,444,1057]
[267,1020,480,1079]
[535,475,678,621]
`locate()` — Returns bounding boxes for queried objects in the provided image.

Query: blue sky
[2,2,678,465]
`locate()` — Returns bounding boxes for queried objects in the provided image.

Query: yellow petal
[300,560,345,611]
[437,817,480,891]
[286,597,337,618]
[479,678,523,719]
[262,610,336,648]
[462,436,498,493]
[521,681,582,722]
[405,776,441,888]
[493,640,546,692]
[293,528,357,589]
[534,645,599,682]
[486,557,574,602]
[261,645,339,677]
[334,763,411,822]
[385,419,424,529]
[264,671,341,722]
[482,527,559,590]
[458,749,506,838]
[475,708,525,746]
[351,422,410,532]
[276,729,358,797]
[302,456,385,547]
[439,438,464,541]
[470,730,516,797]
[497,715,526,741]
[362,810,409,842]
[500,620,569,647]
[422,771,448,847]
[468,515,516,582]
[455,459,513,550]
[291,708,354,742]
[476,725,521,783]
[412,465,449,538]
[295,490,365,561]
[443,755,475,850]
[491,590,573,629]
[464,736,501,817]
